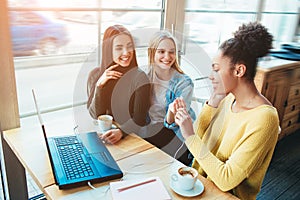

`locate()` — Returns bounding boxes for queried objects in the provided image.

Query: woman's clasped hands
[168,98,194,139]
[168,97,186,115]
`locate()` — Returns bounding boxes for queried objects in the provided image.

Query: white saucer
[170,179,204,197]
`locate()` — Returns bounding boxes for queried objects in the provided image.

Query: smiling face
[154,38,176,71]
[210,51,237,95]
[112,34,134,67]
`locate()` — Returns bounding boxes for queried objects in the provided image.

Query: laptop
[32,89,123,189]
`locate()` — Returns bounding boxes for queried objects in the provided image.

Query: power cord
[85,141,186,198]
[86,137,187,190]
[122,140,186,174]
[87,181,97,190]
[87,181,110,198]
[87,172,128,190]
[173,140,186,160]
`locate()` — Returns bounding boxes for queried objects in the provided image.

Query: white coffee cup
[171,166,198,190]
[97,114,113,132]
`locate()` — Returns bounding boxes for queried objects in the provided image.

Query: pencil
[117,178,157,192]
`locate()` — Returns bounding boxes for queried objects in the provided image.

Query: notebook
[110,177,171,200]
[32,89,123,189]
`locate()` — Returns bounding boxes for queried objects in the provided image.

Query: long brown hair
[100,24,138,74]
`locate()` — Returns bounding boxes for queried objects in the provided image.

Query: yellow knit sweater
[185,94,279,200]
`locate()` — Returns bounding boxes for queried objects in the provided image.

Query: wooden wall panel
[0,0,20,130]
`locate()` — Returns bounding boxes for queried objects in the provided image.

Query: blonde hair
[148,30,184,74]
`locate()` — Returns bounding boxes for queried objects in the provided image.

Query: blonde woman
[145,30,196,165]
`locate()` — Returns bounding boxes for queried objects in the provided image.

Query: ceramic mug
[97,114,113,132]
[171,166,198,190]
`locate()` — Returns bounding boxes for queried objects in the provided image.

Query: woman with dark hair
[173,22,280,199]
[87,25,150,144]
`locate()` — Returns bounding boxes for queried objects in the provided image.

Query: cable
[73,125,79,135]
[173,140,185,160]
[122,160,174,174]
[87,181,110,193]
[122,140,186,174]
[87,181,111,199]
[87,181,96,190]
[85,142,187,198]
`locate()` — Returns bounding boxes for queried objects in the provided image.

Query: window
[2,1,298,199]
[8,0,164,118]
[261,0,299,47]
[184,0,299,55]
[3,0,300,120]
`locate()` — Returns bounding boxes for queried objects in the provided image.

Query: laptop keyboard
[54,136,95,180]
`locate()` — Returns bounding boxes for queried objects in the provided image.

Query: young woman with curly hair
[173,22,280,199]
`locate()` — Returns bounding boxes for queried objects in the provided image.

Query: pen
[117,178,157,192]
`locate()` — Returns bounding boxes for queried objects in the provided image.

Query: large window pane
[185,0,258,11]
[264,0,298,12]
[15,62,82,115]
[185,12,255,45]
[184,0,257,57]
[7,0,300,118]
[8,0,163,117]
[262,0,299,47]
[262,14,298,47]
[101,0,162,9]
[9,11,71,56]
[184,0,299,56]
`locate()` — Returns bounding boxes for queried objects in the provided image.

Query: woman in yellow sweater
[173,22,280,199]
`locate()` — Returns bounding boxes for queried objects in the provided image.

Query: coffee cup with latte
[97,114,113,133]
[171,166,198,190]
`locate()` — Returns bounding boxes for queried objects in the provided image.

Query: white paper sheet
[110,177,171,200]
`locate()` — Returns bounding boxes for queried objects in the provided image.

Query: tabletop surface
[3,107,239,200]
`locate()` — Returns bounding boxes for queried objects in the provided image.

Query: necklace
[232,94,257,113]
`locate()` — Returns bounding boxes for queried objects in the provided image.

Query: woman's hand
[169,97,186,114]
[96,64,123,87]
[99,129,123,144]
[175,108,194,139]
[167,97,186,124]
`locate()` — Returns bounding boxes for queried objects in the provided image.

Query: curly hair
[219,22,273,81]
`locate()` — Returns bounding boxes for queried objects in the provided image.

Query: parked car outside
[10,11,69,56]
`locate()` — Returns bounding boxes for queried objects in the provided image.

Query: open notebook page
[110,177,171,200]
